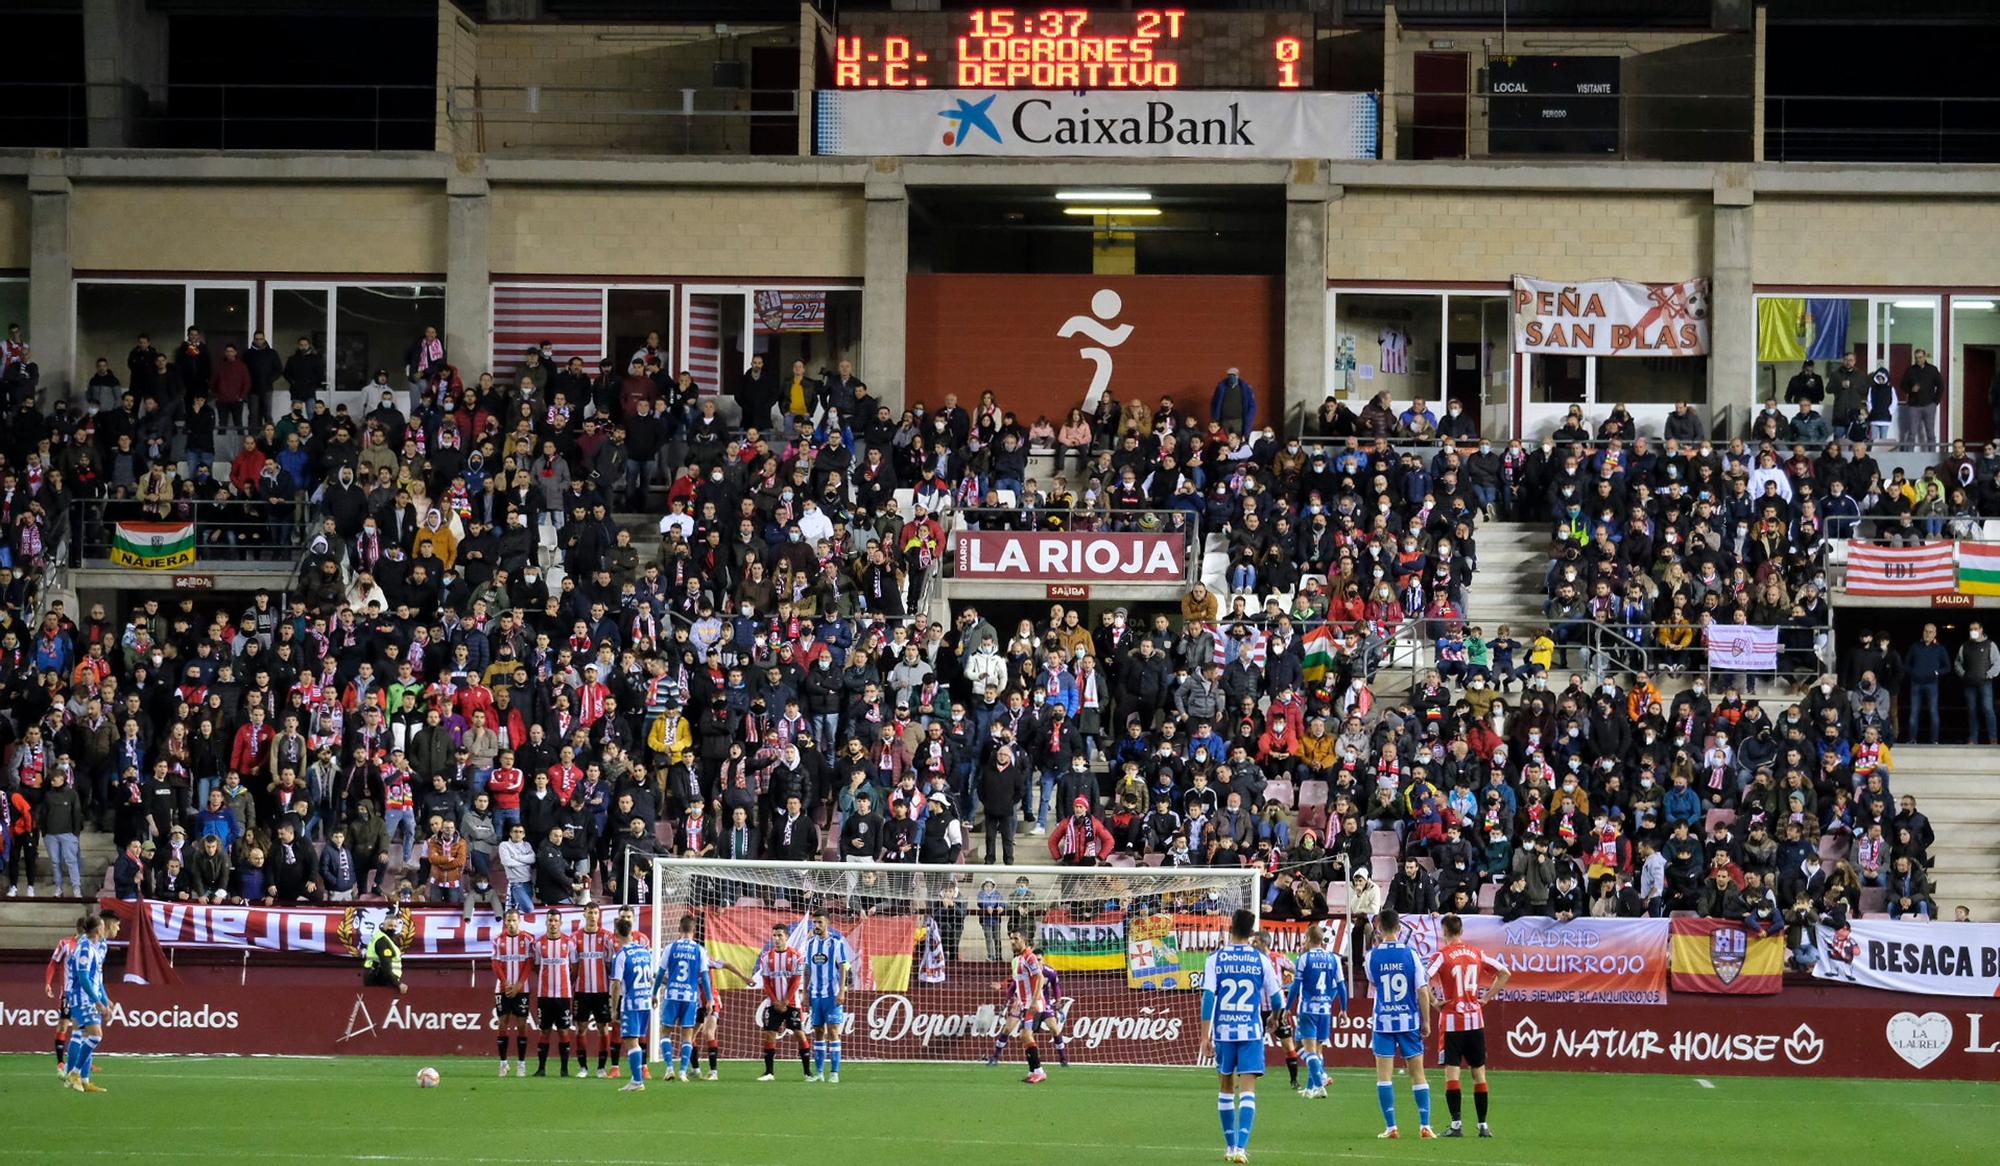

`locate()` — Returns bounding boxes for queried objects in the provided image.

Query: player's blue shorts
[69,998,101,1027]
[660,999,700,1029]
[1372,1029,1424,1060]
[1214,1038,1267,1076]
[808,998,844,1028]
[1295,1013,1332,1043]
[620,1008,650,1040]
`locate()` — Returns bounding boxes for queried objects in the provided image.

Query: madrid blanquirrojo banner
[816,89,1379,158]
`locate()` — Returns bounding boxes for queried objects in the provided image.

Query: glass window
[1529,354,1587,404]
[331,284,444,401]
[1331,293,1440,403]
[1596,356,1708,405]
[75,282,183,393]
[1755,297,1863,408]
[0,281,27,349]
[191,286,253,364]
[1953,298,2000,445]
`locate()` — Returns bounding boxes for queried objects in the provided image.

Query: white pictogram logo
[1057,289,1134,412]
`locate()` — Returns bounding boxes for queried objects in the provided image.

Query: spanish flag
[1669,918,1783,995]
[703,905,916,992]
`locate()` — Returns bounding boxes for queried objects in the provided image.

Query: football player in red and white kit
[491,908,535,1077]
[532,912,579,1078]
[754,923,813,1081]
[46,916,89,1076]
[570,902,618,1077]
[986,931,1050,1083]
[1423,914,1511,1137]
[1253,929,1304,1091]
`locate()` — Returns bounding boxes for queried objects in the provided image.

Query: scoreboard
[831,8,1315,91]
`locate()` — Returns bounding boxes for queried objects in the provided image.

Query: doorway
[1411,52,1468,160]
[1964,345,1997,445]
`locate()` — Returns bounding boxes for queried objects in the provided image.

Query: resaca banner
[1513,275,1711,357]
[817,89,1379,159]
[1814,918,2000,997]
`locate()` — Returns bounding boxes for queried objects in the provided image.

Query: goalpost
[646,856,1266,1068]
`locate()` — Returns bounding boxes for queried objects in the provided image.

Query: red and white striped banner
[685,295,722,393]
[1845,541,1955,596]
[490,285,605,386]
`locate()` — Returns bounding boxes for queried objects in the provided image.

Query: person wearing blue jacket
[1211,369,1256,434]
[1663,770,1703,831]
[1902,623,1951,745]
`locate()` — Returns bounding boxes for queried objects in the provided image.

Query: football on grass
[416,1067,440,1088]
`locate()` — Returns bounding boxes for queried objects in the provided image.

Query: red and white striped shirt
[492,931,534,992]
[47,935,77,995]
[757,946,805,1008]
[570,926,614,994]
[1010,951,1048,1013]
[533,934,575,999]
[1424,941,1508,1032]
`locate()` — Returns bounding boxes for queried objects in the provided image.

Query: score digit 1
[1275,36,1302,88]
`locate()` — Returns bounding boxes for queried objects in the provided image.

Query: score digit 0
[1275,36,1302,88]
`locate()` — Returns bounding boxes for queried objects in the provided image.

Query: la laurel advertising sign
[4,967,1996,1078]
[956,531,1187,583]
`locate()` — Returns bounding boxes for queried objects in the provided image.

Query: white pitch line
[1696,1078,1715,1089]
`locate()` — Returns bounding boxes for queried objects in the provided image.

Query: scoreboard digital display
[832,8,1313,91]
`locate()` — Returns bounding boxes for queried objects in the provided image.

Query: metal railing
[444,85,799,155]
[1549,619,1834,691]
[0,81,433,151]
[70,496,312,566]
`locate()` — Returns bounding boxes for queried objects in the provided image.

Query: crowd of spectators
[0,327,1976,968]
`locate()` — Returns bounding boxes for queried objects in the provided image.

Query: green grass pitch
[10,1055,1996,1163]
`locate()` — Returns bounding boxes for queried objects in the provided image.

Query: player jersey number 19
[1378,970,1408,1002]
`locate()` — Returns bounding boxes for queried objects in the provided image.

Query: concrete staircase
[1466,520,1552,631]
[1889,746,2000,923]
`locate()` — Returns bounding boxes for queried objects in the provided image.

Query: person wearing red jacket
[1047,798,1115,866]
[211,343,253,427]
[230,706,273,776]
[488,751,525,835]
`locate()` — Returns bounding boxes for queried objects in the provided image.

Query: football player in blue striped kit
[1285,923,1347,1099]
[802,909,854,1083]
[1199,909,1284,1164]
[1365,910,1436,1139]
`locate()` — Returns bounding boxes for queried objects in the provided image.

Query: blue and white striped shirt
[803,931,853,1002]
[610,940,656,1012]
[660,937,709,1004]
[66,937,108,1008]
[1367,941,1424,1034]
[1202,942,1283,1044]
[1289,947,1345,1017]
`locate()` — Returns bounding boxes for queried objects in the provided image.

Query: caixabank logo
[939,93,1258,149]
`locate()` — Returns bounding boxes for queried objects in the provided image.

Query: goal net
[646,856,1272,1068]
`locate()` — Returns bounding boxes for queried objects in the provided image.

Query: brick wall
[1754,196,2000,286]
[1327,189,1712,283]
[489,187,864,277]
[70,184,446,274]
[436,0,480,153]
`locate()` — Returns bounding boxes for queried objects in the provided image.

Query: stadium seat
[1477,883,1499,912]
[1860,887,1889,915]
[1704,809,1737,834]
[1818,833,1852,866]
[1142,853,1165,867]
[1368,830,1399,857]
[1324,881,1349,911]
[1297,805,1328,834]
[1264,779,1294,808]
[1669,910,1697,919]
[1108,853,1137,868]
[995,489,1018,507]
[1298,782,1329,810]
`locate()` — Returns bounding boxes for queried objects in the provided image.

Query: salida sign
[956,531,1187,582]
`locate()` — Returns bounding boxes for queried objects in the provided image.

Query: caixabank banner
[3,966,1996,1078]
[904,275,1279,434]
